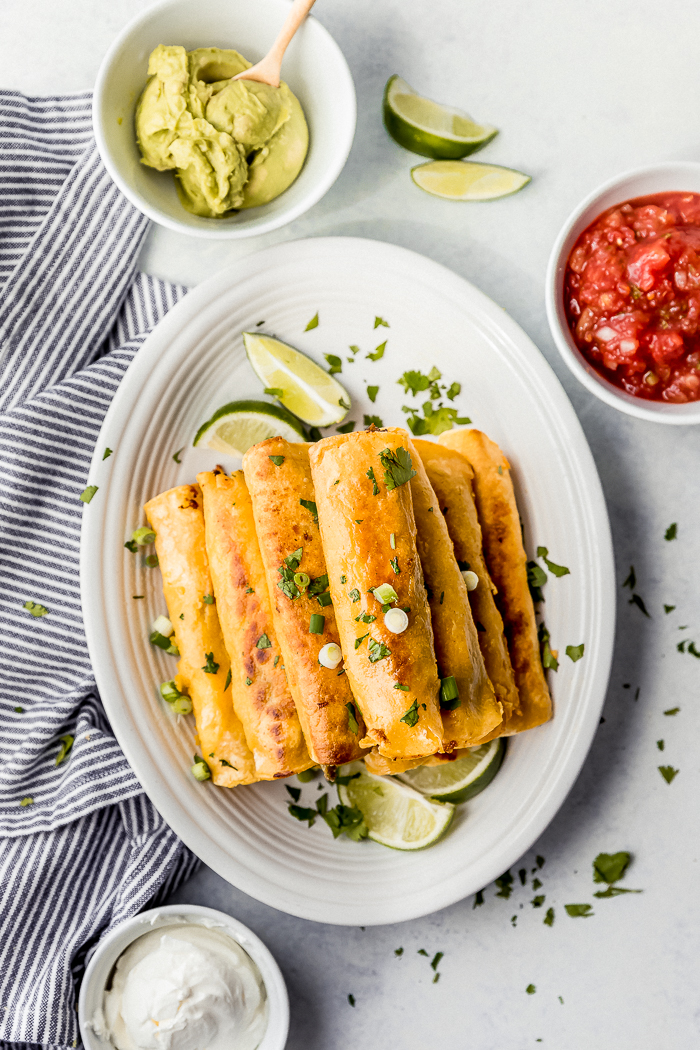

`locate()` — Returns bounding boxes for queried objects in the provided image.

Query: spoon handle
[267,0,318,68]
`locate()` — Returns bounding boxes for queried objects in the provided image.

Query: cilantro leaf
[364,414,384,428]
[658,765,679,784]
[203,593,215,604]
[664,604,675,614]
[531,895,545,908]
[592,851,630,884]
[269,455,285,466]
[103,448,112,460]
[374,316,389,329]
[379,447,416,490]
[366,466,380,495]
[527,561,547,603]
[336,420,356,433]
[325,353,342,375]
[278,548,304,599]
[403,402,471,436]
[629,593,651,617]
[349,588,360,603]
[368,638,391,663]
[201,652,219,674]
[224,669,232,690]
[543,907,555,926]
[300,498,318,523]
[355,633,369,649]
[286,785,301,802]
[537,546,570,577]
[173,447,183,464]
[400,699,419,726]
[317,793,369,840]
[665,522,677,540]
[495,871,513,898]
[305,312,319,331]
[398,370,432,397]
[430,952,443,971]
[367,385,379,403]
[664,707,680,715]
[473,890,484,908]
[564,903,593,918]
[346,702,359,734]
[367,340,386,361]
[288,803,317,826]
[256,633,272,649]
[538,621,558,671]
[593,886,642,898]
[526,984,536,995]
[622,566,636,589]
[566,643,585,662]
[79,485,98,504]
[23,600,48,618]
[446,382,461,400]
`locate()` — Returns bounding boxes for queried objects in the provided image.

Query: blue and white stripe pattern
[0,91,198,1043]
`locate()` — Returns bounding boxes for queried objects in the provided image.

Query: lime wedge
[338,761,454,850]
[243,332,350,427]
[396,738,505,803]
[383,75,497,159]
[193,399,306,457]
[411,160,531,201]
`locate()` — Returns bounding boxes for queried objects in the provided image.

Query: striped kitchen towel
[0,91,198,1044]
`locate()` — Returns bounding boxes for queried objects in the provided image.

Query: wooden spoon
[232,0,318,89]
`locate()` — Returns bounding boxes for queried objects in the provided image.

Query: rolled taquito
[413,438,519,725]
[408,437,502,747]
[309,428,443,760]
[197,469,314,779]
[144,484,258,786]
[438,429,552,733]
[243,439,366,769]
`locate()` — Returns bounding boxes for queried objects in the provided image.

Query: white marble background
[3,0,699,1045]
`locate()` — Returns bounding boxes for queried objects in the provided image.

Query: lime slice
[396,738,505,803]
[337,761,454,850]
[193,399,306,457]
[243,332,350,427]
[411,160,531,201]
[383,75,497,159]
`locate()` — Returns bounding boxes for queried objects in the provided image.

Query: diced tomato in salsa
[564,192,700,402]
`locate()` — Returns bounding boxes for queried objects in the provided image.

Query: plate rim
[80,236,615,925]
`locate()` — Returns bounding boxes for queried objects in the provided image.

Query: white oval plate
[81,237,614,926]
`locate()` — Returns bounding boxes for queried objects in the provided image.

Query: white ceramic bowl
[78,904,289,1050]
[546,161,700,424]
[93,0,356,238]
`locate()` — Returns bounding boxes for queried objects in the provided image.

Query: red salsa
[564,192,700,402]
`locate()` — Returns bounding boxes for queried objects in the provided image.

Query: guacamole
[135,45,309,217]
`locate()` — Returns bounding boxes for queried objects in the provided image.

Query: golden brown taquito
[309,428,443,760]
[408,437,502,748]
[438,429,552,733]
[243,439,366,769]
[413,438,519,725]
[144,484,258,786]
[197,469,314,779]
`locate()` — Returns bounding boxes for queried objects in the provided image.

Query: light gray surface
[3,1,699,1045]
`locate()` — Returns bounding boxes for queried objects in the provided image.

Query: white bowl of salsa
[546,161,700,423]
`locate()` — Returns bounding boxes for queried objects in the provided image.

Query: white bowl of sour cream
[78,905,289,1050]
[93,0,356,238]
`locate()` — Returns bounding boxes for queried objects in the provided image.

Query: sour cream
[92,923,267,1050]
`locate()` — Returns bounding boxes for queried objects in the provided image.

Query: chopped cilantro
[495,871,513,899]
[265,387,285,397]
[367,385,379,402]
[543,907,555,926]
[300,498,318,523]
[538,622,558,671]
[305,312,319,331]
[366,466,380,495]
[629,593,651,617]
[564,903,593,917]
[526,985,536,995]
[173,447,183,464]
[202,652,219,674]
[537,546,570,577]
[288,802,317,826]
[374,316,389,329]
[566,643,585,662]
[102,448,112,460]
[390,556,400,574]
[269,455,285,466]
[446,382,461,399]
[400,699,419,726]
[368,638,391,663]
[355,633,369,649]
[55,734,74,767]
[531,895,545,908]
[124,540,138,552]
[394,947,404,957]
[356,613,376,623]
[527,561,547,603]
[286,785,301,802]
[417,949,429,957]
[664,604,676,614]
[348,994,356,1007]
[20,797,34,808]
[23,600,48,618]
[367,341,386,361]
[430,952,443,971]
[325,353,342,375]
[224,669,232,690]
[79,485,98,504]
[658,765,679,784]
[519,868,527,885]
[278,548,303,599]
[203,593,214,604]
[349,344,361,356]
[379,446,416,490]
[246,677,252,686]
[364,414,384,428]
[657,739,664,751]
[665,522,677,540]
[532,877,542,890]
[536,855,545,868]
[664,707,680,715]
[220,759,237,769]
[245,587,254,594]
[256,633,272,649]
[349,588,361,603]
[273,655,280,668]
[403,402,471,436]
[336,420,356,433]
[473,890,484,908]
[398,370,432,397]
[317,792,368,840]
[622,566,636,589]
[345,703,360,734]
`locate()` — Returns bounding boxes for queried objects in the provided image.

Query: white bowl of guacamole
[93,0,356,238]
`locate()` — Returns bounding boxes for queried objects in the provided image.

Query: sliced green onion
[373,583,398,605]
[294,572,310,592]
[390,533,396,549]
[440,675,460,709]
[132,526,156,546]
[309,613,325,634]
[151,615,173,638]
[191,755,211,781]
[150,630,179,656]
[160,680,180,703]
[172,696,193,715]
[316,591,333,607]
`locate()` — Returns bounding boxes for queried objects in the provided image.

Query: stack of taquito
[144,426,552,788]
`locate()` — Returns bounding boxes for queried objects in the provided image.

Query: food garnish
[80,485,98,504]
[23,601,48,618]
[305,313,319,331]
